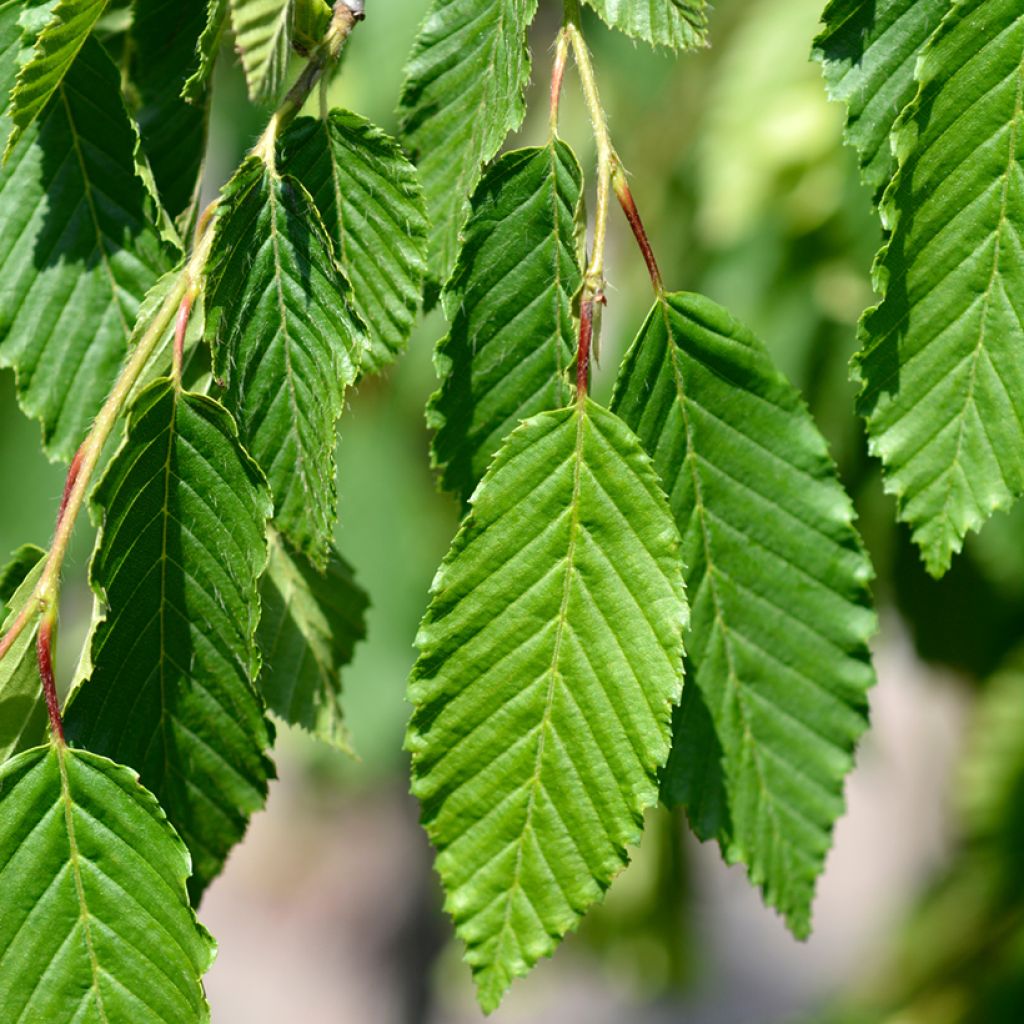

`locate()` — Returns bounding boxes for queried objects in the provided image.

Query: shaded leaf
[64,379,274,899]
[612,292,876,937]
[814,0,949,197]
[205,159,366,567]
[182,0,228,103]
[257,532,368,750]
[0,743,214,1021]
[429,140,584,506]
[0,33,172,460]
[398,0,538,290]
[409,399,688,1011]
[853,0,1024,576]
[4,0,109,157]
[582,0,708,52]
[278,109,428,375]
[0,545,46,763]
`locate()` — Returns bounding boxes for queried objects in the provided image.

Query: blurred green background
[4,0,1024,1020]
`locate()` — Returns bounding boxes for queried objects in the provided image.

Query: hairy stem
[613,168,664,293]
[37,610,63,743]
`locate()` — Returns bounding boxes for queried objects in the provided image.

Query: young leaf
[182,0,228,103]
[853,0,1024,577]
[409,399,688,1011]
[398,0,538,290]
[3,0,109,157]
[257,532,368,750]
[0,743,214,1021]
[582,0,709,52]
[130,0,211,218]
[611,292,876,937]
[0,35,172,460]
[429,140,584,506]
[814,0,949,197]
[229,0,293,104]
[278,110,428,375]
[63,379,275,899]
[0,545,46,764]
[204,158,366,567]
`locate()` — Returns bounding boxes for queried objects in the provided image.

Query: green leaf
[3,0,110,157]
[0,743,214,1021]
[278,110,428,375]
[611,292,876,937]
[63,378,275,899]
[429,140,584,506]
[0,545,47,764]
[257,532,368,750]
[0,35,172,460]
[582,0,708,52]
[853,0,1024,577]
[409,399,688,1011]
[130,0,211,218]
[814,0,949,197]
[398,0,538,290]
[205,159,366,567]
[229,0,293,103]
[182,0,228,104]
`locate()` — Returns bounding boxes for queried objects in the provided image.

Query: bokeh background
[3,0,1023,1020]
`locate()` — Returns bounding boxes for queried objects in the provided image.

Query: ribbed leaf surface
[0,546,46,764]
[230,0,292,103]
[853,0,1024,577]
[611,292,876,936]
[131,0,210,218]
[205,159,366,568]
[0,743,214,1022]
[814,0,949,196]
[398,0,538,289]
[409,399,688,1011]
[0,34,172,460]
[278,110,428,375]
[257,533,368,750]
[429,141,584,506]
[3,0,109,156]
[582,0,708,51]
[182,0,228,103]
[64,379,274,899]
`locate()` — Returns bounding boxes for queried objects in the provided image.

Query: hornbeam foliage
[612,293,876,935]
[853,0,1024,577]
[229,0,294,103]
[64,379,275,898]
[205,157,366,568]
[583,0,709,51]
[0,31,171,461]
[409,400,688,1010]
[0,744,214,1022]
[399,0,538,289]
[429,139,584,505]
[814,0,949,196]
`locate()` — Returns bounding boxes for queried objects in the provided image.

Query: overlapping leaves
[279,110,428,375]
[64,379,274,898]
[853,0,1024,576]
[814,0,949,196]
[409,400,688,1010]
[0,31,172,460]
[0,743,214,1021]
[257,532,368,750]
[204,158,366,568]
[429,139,584,505]
[399,0,538,289]
[230,0,293,103]
[583,0,709,51]
[612,293,876,936]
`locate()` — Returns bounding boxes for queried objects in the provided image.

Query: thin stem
[173,292,195,382]
[613,168,664,293]
[550,31,570,135]
[37,609,63,743]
